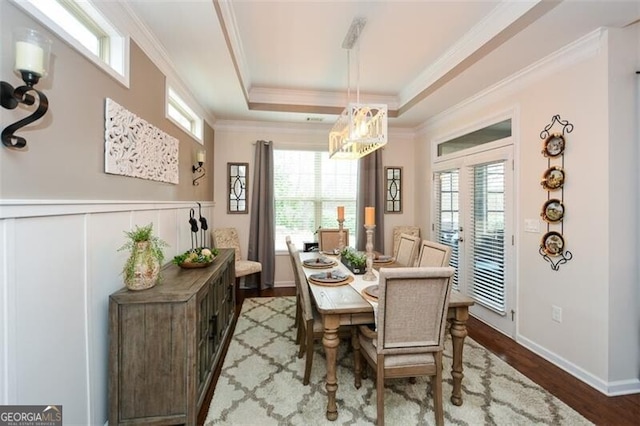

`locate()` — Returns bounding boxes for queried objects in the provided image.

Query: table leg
[322,314,341,421]
[449,307,469,406]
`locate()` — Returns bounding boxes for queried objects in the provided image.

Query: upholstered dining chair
[212,227,262,290]
[317,228,349,253]
[394,233,421,266]
[416,239,452,267]
[353,266,455,426]
[392,226,420,258]
[291,245,325,385]
[286,236,303,344]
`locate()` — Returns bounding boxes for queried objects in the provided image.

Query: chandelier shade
[329,103,387,159]
[329,17,388,160]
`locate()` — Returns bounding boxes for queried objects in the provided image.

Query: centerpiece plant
[118,223,168,291]
[340,247,367,275]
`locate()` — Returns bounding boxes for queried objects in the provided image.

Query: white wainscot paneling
[14,215,89,423]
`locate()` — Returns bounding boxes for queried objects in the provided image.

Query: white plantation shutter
[274,150,358,251]
[467,161,506,314]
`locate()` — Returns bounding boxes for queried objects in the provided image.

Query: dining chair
[286,236,303,345]
[353,266,455,426]
[291,246,325,385]
[392,226,420,258]
[415,239,452,267]
[394,233,421,266]
[317,228,349,253]
[212,227,262,290]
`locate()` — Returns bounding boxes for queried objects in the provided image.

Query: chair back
[292,250,314,323]
[416,240,452,267]
[376,267,454,354]
[394,233,421,266]
[212,228,242,261]
[392,226,420,258]
[317,228,349,253]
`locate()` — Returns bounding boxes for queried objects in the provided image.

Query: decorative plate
[362,285,379,300]
[541,166,565,191]
[542,133,565,157]
[373,255,394,264]
[308,270,352,286]
[541,231,565,256]
[541,199,564,223]
[178,260,214,269]
[303,257,337,269]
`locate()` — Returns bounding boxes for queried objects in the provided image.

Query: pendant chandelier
[329,18,387,160]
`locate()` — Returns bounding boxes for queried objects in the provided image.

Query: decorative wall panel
[105,98,179,184]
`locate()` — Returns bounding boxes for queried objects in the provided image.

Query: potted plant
[340,247,367,275]
[118,223,168,290]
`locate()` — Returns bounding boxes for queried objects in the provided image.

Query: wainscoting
[0,200,214,426]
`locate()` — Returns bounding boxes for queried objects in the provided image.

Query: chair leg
[352,328,362,389]
[294,298,302,344]
[433,353,444,426]
[303,325,314,385]
[376,357,385,426]
[298,326,306,359]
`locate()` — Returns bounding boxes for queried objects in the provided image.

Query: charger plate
[303,257,338,269]
[362,284,379,301]
[308,270,353,286]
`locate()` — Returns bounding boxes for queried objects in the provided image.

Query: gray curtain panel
[356,149,385,252]
[248,140,275,289]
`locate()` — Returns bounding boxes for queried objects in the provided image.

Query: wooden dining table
[300,251,475,421]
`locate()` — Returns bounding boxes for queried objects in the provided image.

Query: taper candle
[364,207,375,226]
[337,206,345,221]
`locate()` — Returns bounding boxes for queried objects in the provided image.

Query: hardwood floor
[198,287,640,425]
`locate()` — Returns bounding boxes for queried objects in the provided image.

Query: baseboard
[517,334,640,396]
[274,281,294,288]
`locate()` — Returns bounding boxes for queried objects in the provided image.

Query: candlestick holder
[337,218,345,253]
[363,224,376,281]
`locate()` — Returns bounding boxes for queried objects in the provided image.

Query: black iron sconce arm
[192,162,206,186]
[1,72,49,149]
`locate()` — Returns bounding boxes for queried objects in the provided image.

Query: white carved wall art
[105,98,179,184]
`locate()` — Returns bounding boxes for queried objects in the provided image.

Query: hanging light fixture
[329,17,387,160]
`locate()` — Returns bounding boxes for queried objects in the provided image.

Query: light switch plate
[524,219,540,233]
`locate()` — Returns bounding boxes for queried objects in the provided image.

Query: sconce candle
[364,207,375,226]
[15,41,45,76]
[1,28,52,149]
[337,206,345,221]
[196,150,205,164]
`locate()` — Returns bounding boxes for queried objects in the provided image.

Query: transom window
[167,87,203,142]
[274,150,358,251]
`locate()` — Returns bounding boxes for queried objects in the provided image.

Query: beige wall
[212,122,417,286]
[0,2,214,201]
[416,27,638,392]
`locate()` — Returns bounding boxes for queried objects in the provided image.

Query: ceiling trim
[214,0,250,104]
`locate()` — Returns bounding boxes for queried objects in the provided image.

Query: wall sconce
[192,150,206,186]
[1,28,52,149]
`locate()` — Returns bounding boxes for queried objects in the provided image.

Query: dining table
[299,251,475,421]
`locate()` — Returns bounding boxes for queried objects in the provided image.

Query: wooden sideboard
[109,248,236,425]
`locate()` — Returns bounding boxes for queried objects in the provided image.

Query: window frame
[166,86,204,143]
[13,0,130,87]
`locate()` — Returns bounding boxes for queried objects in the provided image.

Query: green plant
[173,247,219,265]
[118,223,168,283]
[340,247,366,267]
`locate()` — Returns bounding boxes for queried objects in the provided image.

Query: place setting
[361,284,379,302]
[302,256,338,269]
[307,269,353,286]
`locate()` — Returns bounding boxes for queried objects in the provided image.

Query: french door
[433,144,515,337]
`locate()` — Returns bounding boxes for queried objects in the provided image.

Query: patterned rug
[205,297,590,425]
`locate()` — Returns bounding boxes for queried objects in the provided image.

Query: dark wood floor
[198,287,640,425]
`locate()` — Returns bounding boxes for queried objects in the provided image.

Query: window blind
[274,150,358,251]
[434,170,460,290]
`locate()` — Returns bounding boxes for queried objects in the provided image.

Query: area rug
[205,297,591,425]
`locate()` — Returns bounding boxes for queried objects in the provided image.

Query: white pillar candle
[15,41,44,76]
[196,150,205,164]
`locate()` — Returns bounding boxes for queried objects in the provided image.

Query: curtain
[356,149,385,252]
[248,140,275,289]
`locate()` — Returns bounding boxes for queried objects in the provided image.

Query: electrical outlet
[552,305,562,323]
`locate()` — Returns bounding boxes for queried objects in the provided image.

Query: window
[17,0,128,84]
[274,150,358,251]
[167,87,203,142]
[437,119,512,157]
